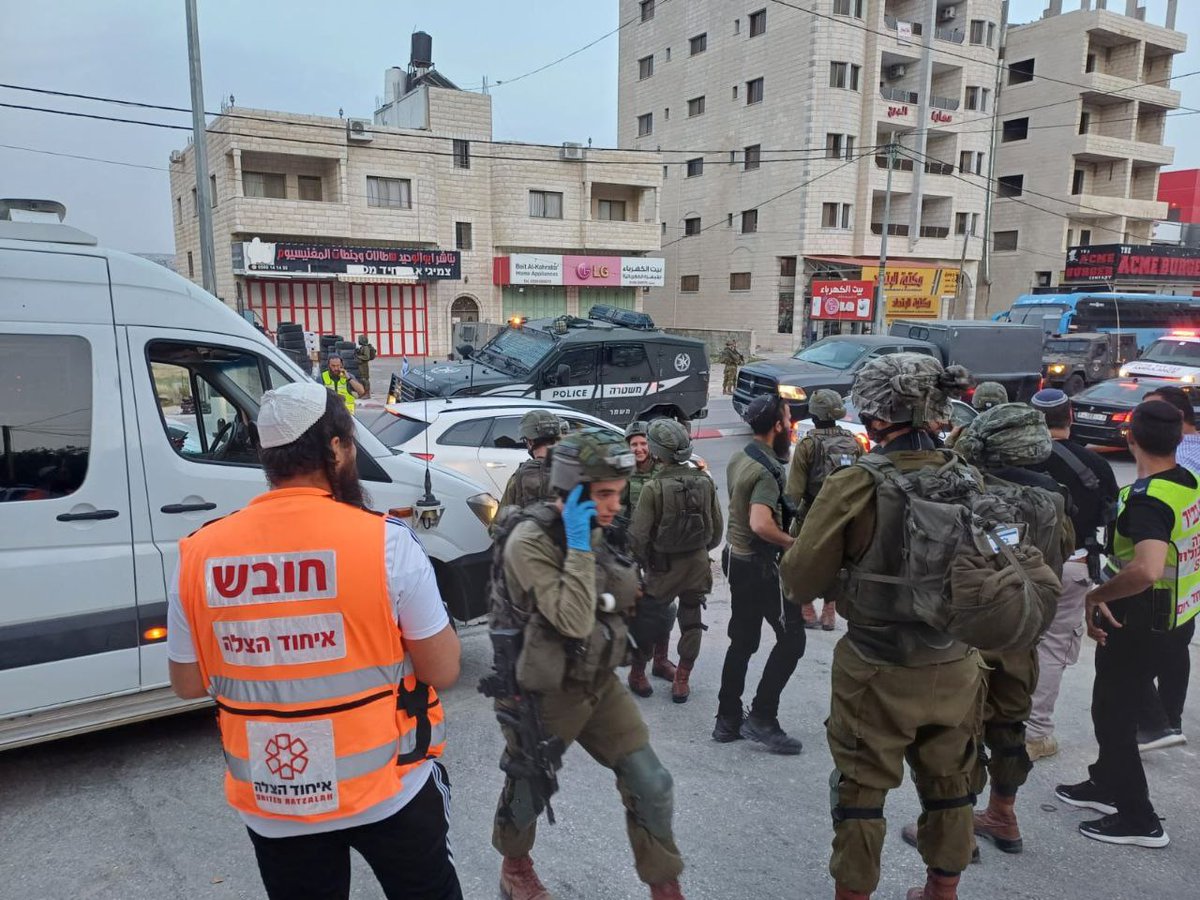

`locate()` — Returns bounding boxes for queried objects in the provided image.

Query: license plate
[1076,411,1107,422]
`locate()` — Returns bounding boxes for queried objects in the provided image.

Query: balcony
[1074,132,1174,167]
[923,159,955,176]
[929,95,960,111]
[918,225,950,239]
[1079,73,1182,110]
[881,86,919,104]
[934,23,965,44]
[582,218,662,252]
[227,196,352,239]
[883,15,923,36]
[1068,193,1166,222]
[875,154,914,171]
[871,223,910,236]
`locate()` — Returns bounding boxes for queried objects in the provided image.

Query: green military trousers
[643,549,713,663]
[826,639,985,894]
[971,648,1039,796]
[492,670,684,885]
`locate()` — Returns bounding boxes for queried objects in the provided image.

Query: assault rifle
[478,628,566,824]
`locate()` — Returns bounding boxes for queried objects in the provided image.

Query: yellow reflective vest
[322,370,356,414]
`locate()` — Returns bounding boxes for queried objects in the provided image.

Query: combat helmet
[646,418,692,464]
[955,402,1053,468]
[625,420,649,441]
[972,381,1009,411]
[519,409,566,443]
[851,352,971,428]
[808,388,846,422]
[550,428,636,492]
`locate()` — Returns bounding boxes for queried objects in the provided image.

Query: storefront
[493,254,663,321]
[233,238,460,356]
[1063,243,1200,293]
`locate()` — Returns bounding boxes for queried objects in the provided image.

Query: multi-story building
[619,0,1003,350]
[989,0,1185,308]
[170,36,662,358]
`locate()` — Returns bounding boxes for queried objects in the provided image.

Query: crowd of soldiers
[480,350,1197,900]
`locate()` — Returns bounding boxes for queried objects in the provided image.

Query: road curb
[693,424,751,440]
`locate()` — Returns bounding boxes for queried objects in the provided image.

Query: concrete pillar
[1167,0,1178,30]
[1126,0,1138,17]
[1096,0,1107,11]
[1048,1,1063,15]
[1081,1,1091,11]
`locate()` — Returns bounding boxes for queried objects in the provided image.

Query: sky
[1,0,1196,254]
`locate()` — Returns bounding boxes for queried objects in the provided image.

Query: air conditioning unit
[561,142,585,161]
[888,64,907,80]
[346,118,374,142]
[940,5,957,21]
[169,150,185,164]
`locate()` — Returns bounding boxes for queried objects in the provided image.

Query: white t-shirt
[167,515,450,837]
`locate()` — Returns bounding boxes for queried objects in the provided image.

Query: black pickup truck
[733,321,1044,420]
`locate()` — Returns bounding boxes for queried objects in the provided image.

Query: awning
[337,273,419,285]
[806,255,950,268]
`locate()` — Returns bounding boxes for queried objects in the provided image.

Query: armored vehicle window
[603,344,654,384]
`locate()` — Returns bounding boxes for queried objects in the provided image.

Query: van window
[603,343,654,385]
[0,333,91,502]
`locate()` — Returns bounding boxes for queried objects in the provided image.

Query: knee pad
[915,774,975,814]
[829,769,885,825]
[615,746,675,841]
[496,771,542,831]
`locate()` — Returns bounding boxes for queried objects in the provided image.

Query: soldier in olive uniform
[785,389,863,631]
[622,420,662,523]
[490,429,685,900]
[945,381,1008,449]
[496,410,565,520]
[780,354,983,900]
[718,339,745,395]
[629,419,723,703]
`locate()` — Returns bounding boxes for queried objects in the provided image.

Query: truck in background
[888,319,1045,402]
[1042,332,1139,395]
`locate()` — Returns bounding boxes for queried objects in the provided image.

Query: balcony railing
[881,87,919,104]
[883,15,923,35]
[930,95,961,111]
[923,160,955,175]
[919,225,951,238]
[871,223,911,236]
[875,155,915,171]
[935,24,965,43]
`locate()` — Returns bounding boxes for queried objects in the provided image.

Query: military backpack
[805,429,864,502]
[653,471,715,555]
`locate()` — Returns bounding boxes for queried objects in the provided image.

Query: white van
[0,210,497,750]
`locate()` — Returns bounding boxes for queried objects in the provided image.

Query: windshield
[477,327,555,372]
[792,340,870,371]
[1044,339,1092,354]
[1141,339,1200,367]
[1009,304,1068,333]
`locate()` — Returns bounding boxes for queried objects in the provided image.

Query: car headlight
[1183,374,1197,384]
[777,385,807,401]
[1048,363,1066,374]
[467,492,499,528]
[1118,366,1130,377]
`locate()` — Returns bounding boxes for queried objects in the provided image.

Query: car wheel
[1064,373,1085,396]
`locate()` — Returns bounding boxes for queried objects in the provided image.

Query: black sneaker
[1055,779,1118,815]
[741,713,802,755]
[712,713,744,743]
[1137,727,1187,753]
[1079,813,1169,849]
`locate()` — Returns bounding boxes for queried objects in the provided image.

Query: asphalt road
[1,404,1162,900]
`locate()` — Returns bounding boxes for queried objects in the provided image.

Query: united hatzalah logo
[674,353,691,373]
[264,733,310,781]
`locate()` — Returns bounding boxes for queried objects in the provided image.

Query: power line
[0,143,169,171]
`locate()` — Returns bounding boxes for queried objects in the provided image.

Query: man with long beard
[168,382,463,899]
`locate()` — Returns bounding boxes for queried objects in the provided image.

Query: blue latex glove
[562,484,597,552]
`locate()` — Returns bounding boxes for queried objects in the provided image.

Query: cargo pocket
[1066,623,1085,666]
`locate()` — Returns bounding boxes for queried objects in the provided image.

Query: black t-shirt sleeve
[1120,494,1175,545]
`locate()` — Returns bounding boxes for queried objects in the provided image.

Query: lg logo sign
[575,262,611,280]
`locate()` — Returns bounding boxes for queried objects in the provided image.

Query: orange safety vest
[177,487,445,824]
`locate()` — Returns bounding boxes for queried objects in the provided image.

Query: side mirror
[457,344,474,360]
[556,364,571,386]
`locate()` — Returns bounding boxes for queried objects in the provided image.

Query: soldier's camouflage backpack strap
[979,472,1067,578]
[806,428,864,503]
[653,471,714,555]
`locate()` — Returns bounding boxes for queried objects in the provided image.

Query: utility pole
[873,142,897,334]
[185,0,217,295]
[955,222,973,318]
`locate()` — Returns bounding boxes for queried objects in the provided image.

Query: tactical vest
[489,503,639,691]
[654,467,715,555]
[506,457,554,510]
[624,462,660,518]
[322,371,355,414]
[1106,476,1200,630]
[177,488,444,824]
[805,428,864,503]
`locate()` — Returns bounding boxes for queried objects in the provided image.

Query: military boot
[672,659,693,704]
[973,789,1023,853]
[649,879,685,899]
[801,601,820,629]
[820,601,837,631]
[628,659,653,698]
[905,869,959,900]
[499,855,552,900]
[834,885,871,899]
[651,638,677,681]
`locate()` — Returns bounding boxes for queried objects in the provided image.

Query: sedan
[1069,377,1199,448]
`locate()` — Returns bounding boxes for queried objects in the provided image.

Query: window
[821,202,852,229]
[825,133,855,159]
[680,275,700,292]
[746,77,764,104]
[684,217,701,236]
[175,196,182,224]
[777,292,795,334]
[665,107,670,120]
[686,157,704,177]
[550,347,597,387]
[1009,59,1035,85]
[829,62,860,90]
[1001,117,1029,142]
[1036,271,1053,287]
[993,230,1019,252]
[602,344,654,385]
[690,33,707,55]
[665,47,671,61]
[663,165,669,179]
[833,0,863,16]
[298,175,323,201]
[969,20,986,45]
[439,418,492,447]
[749,9,766,37]
[0,334,91,501]
[148,342,275,465]
[741,209,758,233]
[688,96,706,117]
[965,86,989,112]
[744,144,761,170]
[366,176,412,209]
[637,112,653,136]
[730,272,752,291]
[191,187,197,216]
[243,171,286,199]
[958,150,983,174]
[640,0,655,22]
[455,221,473,250]
[1085,53,1096,73]
[485,417,525,451]
[733,18,740,34]
[209,174,217,208]
[453,139,471,169]
[732,85,738,100]
[639,55,654,80]
[1079,228,1092,246]
[1072,169,1085,195]
[597,199,627,221]
[955,212,970,235]
[987,22,996,47]
[1079,110,1091,134]
[997,175,1024,198]
[187,251,194,278]
[779,256,797,277]
[529,190,564,219]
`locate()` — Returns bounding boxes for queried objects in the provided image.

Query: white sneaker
[1138,728,1187,753]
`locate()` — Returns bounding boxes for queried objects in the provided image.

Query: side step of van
[0,689,211,752]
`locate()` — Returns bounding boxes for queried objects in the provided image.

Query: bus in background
[995,292,1200,350]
